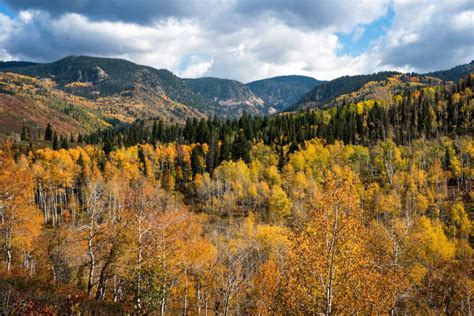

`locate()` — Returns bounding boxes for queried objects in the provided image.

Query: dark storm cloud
[0,12,139,62]
[3,0,388,30]
[377,0,474,72]
[3,0,205,24]
[234,0,387,31]
[382,27,473,72]
[0,0,472,81]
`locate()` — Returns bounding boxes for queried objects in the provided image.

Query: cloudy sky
[0,0,472,82]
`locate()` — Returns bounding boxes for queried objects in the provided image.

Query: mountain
[185,77,267,116]
[185,75,322,116]
[2,56,472,137]
[3,55,283,120]
[247,75,322,112]
[288,61,474,112]
[319,73,445,110]
[4,56,326,120]
[0,61,40,70]
[424,60,474,82]
[287,71,399,111]
[5,56,211,121]
[0,72,110,139]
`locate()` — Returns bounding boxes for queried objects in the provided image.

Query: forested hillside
[290,61,474,112]
[0,73,472,314]
[247,75,322,112]
[184,77,267,117]
[3,56,320,122]
[0,61,40,70]
[1,57,472,137]
[4,56,212,120]
[85,74,473,160]
[3,56,322,120]
[425,60,474,82]
[288,71,399,111]
[0,72,111,139]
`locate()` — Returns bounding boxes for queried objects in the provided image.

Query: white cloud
[18,10,33,22]
[451,10,474,31]
[372,0,474,72]
[0,0,472,81]
[179,55,214,78]
[0,8,379,81]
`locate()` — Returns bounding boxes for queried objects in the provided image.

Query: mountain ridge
[247,75,323,112]
[423,60,474,82]
[185,77,267,116]
[287,60,474,112]
[1,55,472,139]
[2,55,321,119]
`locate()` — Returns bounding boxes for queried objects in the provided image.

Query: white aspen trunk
[136,221,143,311]
[183,268,188,315]
[197,284,202,315]
[325,205,339,316]
[160,287,167,316]
[5,226,12,272]
[6,247,12,272]
[87,226,95,296]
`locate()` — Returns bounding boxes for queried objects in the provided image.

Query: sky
[0,0,472,82]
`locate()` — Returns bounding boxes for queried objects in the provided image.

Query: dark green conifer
[45,123,53,141]
[52,132,59,150]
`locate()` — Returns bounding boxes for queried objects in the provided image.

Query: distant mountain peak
[247,75,323,112]
[2,55,471,123]
[184,77,267,117]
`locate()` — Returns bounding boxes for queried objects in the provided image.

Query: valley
[0,56,472,315]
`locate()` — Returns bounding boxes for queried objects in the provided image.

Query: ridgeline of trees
[80,74,472,171]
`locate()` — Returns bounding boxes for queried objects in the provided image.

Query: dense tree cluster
[1,131,472,314]
[0,74,472,314]
[81,74,472,170]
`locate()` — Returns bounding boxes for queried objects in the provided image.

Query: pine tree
[220,137,233,162]
[103,137,113,155]
[444,147,451,170]
[45,123,53,141]
[60,135,69,149]
[138,145,148,176]
[52,132,59,150]
[191,145,206,175]
[232,130,252,163]
[20,124,29,141]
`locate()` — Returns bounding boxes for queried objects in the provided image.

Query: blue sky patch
[0,3,14,18]
[337,5,394,57]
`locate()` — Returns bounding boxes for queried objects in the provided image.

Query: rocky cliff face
[185,77,268,117]
[247,75,322,112]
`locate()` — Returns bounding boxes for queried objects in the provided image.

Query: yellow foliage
[412,216,456,265]
[267,185,291,222]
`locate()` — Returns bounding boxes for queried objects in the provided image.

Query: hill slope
[5,56,210,122]
[424,60,474,82]
[2,56,472,128]
[0,72,110,139]
[288,61,474,112]
[288,71,399,111]
[247,75,322,112]
[185,77,267,116]
[321,73,444,109]
[0,61,40,70]
[6,56,325,119]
